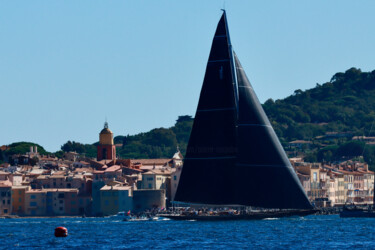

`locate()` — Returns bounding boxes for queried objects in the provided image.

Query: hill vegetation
[263,67,375,143]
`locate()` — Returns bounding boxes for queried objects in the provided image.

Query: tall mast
[222,10,239,120]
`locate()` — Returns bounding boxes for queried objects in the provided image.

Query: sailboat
[165,11,316,220]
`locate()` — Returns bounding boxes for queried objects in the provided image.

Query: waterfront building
[0,180,12,216]
[331,172,345,205]
[133,189,166,212]
[100,185,133,216]
[295,163,321,201]
[344,172,355,203]
[97,122,116,161]
[171,165,182,201]
[363,171,374,203]
[92,170,105,216]
[140,169,172,206]
[11,186,30,215]
[139,170,171,190]
[25,189,47,216]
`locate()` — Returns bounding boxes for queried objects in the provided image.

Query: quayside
[165,10,315,221]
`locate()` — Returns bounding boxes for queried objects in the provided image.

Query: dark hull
[160,209,317,221]
[340,210,375,218]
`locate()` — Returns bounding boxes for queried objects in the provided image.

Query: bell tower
[97,122,116,161]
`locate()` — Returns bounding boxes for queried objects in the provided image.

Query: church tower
[97,122,116,161]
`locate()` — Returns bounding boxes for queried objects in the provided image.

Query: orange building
[97,122,116,161]
[12,186,30,215]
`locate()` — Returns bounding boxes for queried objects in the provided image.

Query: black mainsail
[174,11,312,210]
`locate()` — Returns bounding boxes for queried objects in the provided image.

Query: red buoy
[54,227,68,237]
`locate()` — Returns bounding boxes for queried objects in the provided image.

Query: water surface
[0,215,373,249]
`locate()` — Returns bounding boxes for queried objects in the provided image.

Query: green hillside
[263,67,375,143]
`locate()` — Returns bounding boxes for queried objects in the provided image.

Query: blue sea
[0,215,374,249]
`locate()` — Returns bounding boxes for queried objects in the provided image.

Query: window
[31,195,36,199]
[59,207,63,211]
[148,183,152,189]
[59,200,63,204]
[19,190,22,195]
[4,209,7,214]
[174,176,177,180]
[147,177,153,181]
[313,172,317,182]
[58,193,64,199]
[7,200,10,204]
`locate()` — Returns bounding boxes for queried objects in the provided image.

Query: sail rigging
[174,11,312,209]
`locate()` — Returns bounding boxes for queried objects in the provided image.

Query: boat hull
[160,209,317,221]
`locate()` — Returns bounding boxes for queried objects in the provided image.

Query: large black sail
[233,52,312,209]
[174,12,237,204]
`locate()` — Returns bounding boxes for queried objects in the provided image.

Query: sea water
[0,215,374,249]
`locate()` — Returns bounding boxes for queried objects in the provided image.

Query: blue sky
[1,1,375,152]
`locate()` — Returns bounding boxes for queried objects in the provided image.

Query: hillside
[263,67,375,143]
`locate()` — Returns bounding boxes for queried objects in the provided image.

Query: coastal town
[0,123,374,217]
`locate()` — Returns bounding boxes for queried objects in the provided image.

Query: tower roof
[100,128,112,134]
[100,121,112,134]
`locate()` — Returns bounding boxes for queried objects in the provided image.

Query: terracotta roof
[74,167,94,173]
[49,175,65,179]
[100,185,131,191]
[42,188,78,192]
[26,189,47,193]
[143,169,172,175]
[0,180,12,187]
[130,159,171,165]
[105,165,121,173]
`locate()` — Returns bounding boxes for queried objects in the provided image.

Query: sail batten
[174,12,312,210]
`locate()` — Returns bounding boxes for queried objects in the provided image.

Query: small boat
[109,211,131,220]
[169,11,315,220]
